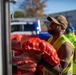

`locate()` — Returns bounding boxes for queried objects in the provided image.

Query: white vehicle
[11,18,51,40]
[11,18,42,35]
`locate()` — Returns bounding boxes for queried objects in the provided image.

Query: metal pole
[5,0,12,75]
[0,0,12,75]
[0,0,3,74]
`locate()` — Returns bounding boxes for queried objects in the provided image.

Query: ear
[61,26,65,30]
[60,26,65,33]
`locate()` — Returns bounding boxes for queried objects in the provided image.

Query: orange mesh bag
[12,34,37,75]
[21,35,60,66]
[11,34,22,42]
[11,34,22,50]
[11,34,28,55]
[12,53,37,75]
[35,65,44,75]
[21,35,43,54]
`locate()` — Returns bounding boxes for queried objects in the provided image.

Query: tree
[14,11,25,18]
[20,0,48,17]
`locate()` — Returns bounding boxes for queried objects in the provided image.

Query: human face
[48,22,61,35]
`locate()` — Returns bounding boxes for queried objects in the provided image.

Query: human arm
[41,42,74,74]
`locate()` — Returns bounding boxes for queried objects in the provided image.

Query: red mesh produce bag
[35,65,44,75]
[21,35,60,66]
[11,34,22,42]
[13,50,23,56]
[12,34,37,75]
[11,34,22,51]
[12,53,37,75]
[11,34,28,55]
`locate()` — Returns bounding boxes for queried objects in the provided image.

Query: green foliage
[20,0,48,17]
[14,11,25,18]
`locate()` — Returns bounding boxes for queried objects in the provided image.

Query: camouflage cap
[47,15,68,29]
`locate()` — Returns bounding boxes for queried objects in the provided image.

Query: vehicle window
[24,24,34,31]
[11,24,22,32]
[11,24,35,32]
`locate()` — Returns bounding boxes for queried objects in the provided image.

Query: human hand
[25,51,44,64]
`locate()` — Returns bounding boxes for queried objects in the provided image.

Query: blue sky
[10,0,76,15]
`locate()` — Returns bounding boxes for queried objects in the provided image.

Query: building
[50,10,76,30]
